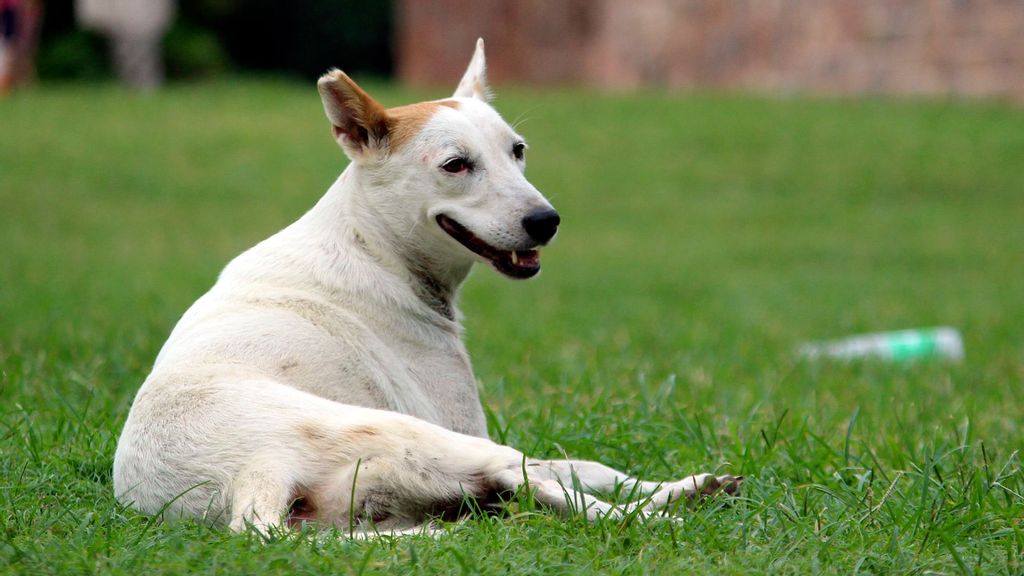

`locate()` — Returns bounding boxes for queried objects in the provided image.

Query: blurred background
[2,0,1023,372]
[2,4,1024,570]
[3,0,1023,98]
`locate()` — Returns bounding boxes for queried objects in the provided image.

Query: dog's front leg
[526,459,741,512]
[259,411,636,532]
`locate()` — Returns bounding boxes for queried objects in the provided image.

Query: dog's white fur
[113,39,738,535]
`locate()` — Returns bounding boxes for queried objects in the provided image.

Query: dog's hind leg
[228,460,294,533]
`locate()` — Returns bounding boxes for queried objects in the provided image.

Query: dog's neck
[302,167,473,321]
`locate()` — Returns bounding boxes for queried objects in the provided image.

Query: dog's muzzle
[436,214,544,279]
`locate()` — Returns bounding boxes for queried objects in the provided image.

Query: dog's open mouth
[436,214,540,279]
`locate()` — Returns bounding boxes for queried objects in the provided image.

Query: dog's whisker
[510,108,539,132]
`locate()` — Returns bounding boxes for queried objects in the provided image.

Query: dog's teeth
[510,251,518,265]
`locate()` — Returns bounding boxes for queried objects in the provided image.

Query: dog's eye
[441,157,471,174]
[512,142,526,161]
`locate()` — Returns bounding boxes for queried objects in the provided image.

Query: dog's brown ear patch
[387,100,460,151]
[317,70,391,157]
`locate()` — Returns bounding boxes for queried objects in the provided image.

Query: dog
[112,39,740,535]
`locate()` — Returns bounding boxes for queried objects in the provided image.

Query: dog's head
[317,39,558,282]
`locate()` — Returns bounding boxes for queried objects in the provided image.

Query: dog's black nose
[522,209,560,245]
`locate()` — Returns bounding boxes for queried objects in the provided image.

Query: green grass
[2,78,1023,574]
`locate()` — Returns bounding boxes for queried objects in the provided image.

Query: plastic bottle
[798,327,964,362]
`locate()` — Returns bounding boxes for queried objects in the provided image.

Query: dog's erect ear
[318,70,391,158]
[453,38,491,102]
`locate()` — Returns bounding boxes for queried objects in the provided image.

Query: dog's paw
[660,473,743,504]
[694,474,743,498]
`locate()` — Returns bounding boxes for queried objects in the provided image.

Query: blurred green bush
[37,30,111,81]
[36,0,393,82]
[164,23,228,79]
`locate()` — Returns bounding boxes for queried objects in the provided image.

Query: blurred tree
[77,0,175,90]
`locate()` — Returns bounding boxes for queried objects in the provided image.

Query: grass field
[2,79,1023,574]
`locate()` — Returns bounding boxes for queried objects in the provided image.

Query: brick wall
[395,0,1024,100]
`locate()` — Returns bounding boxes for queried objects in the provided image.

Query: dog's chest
[270,313,488,437]
[370,329,488,437]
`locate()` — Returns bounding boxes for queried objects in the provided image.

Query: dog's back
[147,218,487,432]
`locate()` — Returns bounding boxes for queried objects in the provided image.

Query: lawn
[1,79,1023,574]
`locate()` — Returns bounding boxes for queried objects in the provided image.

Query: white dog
[113,40,739,535]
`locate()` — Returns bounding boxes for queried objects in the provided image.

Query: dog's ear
[318,70,391,159]
[453,38,491,102]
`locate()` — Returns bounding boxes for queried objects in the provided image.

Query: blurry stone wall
[396,0,1024,100]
